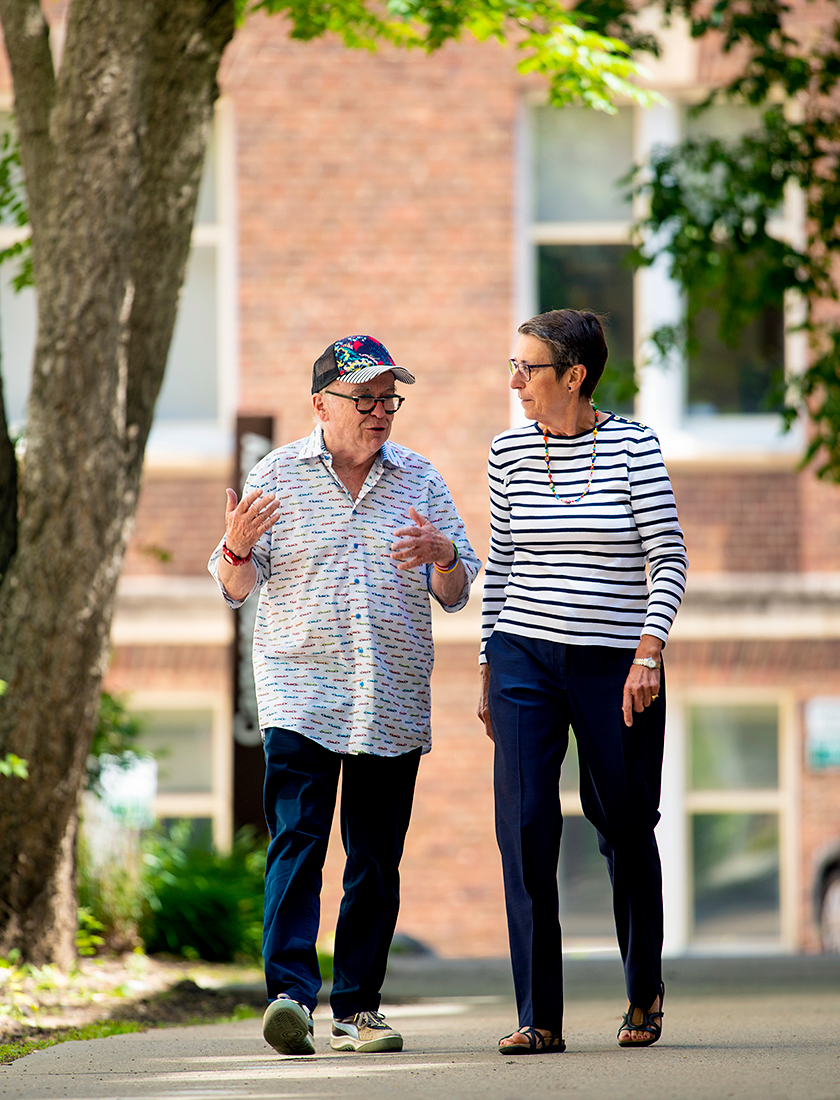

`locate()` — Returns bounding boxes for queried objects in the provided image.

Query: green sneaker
[263,995,315,1056]
[330,1010,403,1053]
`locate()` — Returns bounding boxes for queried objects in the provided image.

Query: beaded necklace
[542,407,599,505]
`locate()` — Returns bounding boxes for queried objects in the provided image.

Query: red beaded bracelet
[222,541,253,566]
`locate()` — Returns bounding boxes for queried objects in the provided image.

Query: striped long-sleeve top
[479,414,688,660]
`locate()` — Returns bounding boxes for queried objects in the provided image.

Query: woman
[477,309,688,1054]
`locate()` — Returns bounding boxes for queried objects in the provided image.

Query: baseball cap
[311,335,416,394]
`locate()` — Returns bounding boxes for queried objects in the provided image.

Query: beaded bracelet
[433,542,460,574]
[222,540,253,566]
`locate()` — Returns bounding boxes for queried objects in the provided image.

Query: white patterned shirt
[209,427,481,756]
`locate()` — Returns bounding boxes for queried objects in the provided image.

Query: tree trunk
[0,0,235,966]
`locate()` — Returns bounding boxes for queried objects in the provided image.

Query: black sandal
[617,982,664,1048]
[498,1026,566,1054]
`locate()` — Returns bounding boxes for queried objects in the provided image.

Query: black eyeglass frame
[323,390,405,414]
[508,358,557,382]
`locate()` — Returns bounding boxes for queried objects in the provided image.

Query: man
[209,335,480,1057]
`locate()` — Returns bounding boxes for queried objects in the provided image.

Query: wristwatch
[632,657,661,670]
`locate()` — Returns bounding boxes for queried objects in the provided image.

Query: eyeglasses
[323,390,405,414]
[509,359,555,382]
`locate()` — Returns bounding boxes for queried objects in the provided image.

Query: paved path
[3,956,840,1100]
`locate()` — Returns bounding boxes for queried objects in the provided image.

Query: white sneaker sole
[263,1000,315,1056]
[330,1032,403,1053]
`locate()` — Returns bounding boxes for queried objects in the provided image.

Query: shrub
[139,823,267,963]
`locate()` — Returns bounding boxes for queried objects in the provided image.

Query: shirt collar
[297,426,404,470]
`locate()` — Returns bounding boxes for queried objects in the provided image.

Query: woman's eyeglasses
[324,391,405,414]
[509,359,555,382]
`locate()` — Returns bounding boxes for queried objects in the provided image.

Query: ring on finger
[651,694,659,701]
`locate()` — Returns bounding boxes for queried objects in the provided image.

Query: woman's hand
[477,664,494,742]
[622,636,663,727]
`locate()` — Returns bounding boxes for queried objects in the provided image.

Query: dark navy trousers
[262,726,421,1019]
[486,631,665,1034]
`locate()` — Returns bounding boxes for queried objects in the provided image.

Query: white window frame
[128,689,233,851]
[145,96,240,466]
[662,688,799,955]
[518,94,807,463]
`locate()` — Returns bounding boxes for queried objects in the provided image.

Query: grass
[0,1003,261,1065]
[0,1019,145,1064]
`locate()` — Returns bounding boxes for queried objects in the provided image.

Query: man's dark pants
[262,726,421,1019]
[487,631,665,1035]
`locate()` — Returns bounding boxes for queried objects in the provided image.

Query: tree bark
[0,0,235,966]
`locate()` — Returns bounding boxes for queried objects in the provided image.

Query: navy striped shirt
[480,415,688,658]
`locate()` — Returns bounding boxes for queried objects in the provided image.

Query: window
[686,702,789,948]
[0,103,236,458]
[537,244,635,415]
[556,698,794,952]
[130,693,232,850]
[523,100,804,456]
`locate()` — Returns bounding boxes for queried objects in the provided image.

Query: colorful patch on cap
[333,335,395,374]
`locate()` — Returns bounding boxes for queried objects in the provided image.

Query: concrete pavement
[3,955,840,1100]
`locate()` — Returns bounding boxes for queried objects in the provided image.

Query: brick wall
[106,644,229,693]
[222,22,516,555]
[123,468,230,576]
[670,467,801,573]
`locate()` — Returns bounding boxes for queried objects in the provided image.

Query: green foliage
[77,828,146,954]
[88,692,147,794]
[0,753,28,779]
[0,949,37,1019]
[250,0,660,112]
[75,909,106,957]
[0,129,31,291]
[625,0,840,479]
[139,823,266,963]
[0,682,28,780]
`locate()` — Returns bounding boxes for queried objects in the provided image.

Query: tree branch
[0,0,57,229]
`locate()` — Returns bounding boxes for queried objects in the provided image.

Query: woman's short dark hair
[518,309,608,398]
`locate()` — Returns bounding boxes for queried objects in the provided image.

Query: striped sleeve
[628,430,688,644]
[479,440,513,662]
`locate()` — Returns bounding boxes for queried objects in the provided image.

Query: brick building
[2,5,840,957]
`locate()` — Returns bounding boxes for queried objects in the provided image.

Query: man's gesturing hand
[390,506,456,570]
[224,487,280,557]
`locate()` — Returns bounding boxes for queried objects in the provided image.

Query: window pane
[533,105,634,222]
[688,304,784,415]
[689,704,778,790]
[692,812,780,943]
[684,103,764,143]
[558,816,615,939]
[137,709,214,793]
[537,244,635,415]
[683,104,784,417]
[155,246,218,420]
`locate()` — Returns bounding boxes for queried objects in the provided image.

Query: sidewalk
[3,954,840,1100]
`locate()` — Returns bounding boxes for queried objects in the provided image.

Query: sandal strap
[618,1006,662,1040]
[499,1026,565,1052]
